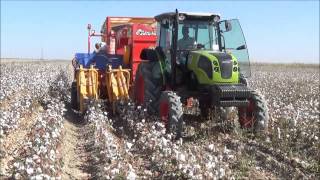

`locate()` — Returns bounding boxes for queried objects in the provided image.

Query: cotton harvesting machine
[71,11,269,138]
[71,16,157,113]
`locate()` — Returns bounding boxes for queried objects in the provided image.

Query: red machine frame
[87,16,157,81]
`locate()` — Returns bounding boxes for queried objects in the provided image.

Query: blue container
[74,52,125,70]
[74,53,95,68]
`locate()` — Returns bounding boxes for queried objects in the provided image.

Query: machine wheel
[134,62,161,114]
[238,91,269,132]
[71,81,79,110]
[159,91,183,139]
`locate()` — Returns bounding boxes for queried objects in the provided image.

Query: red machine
[73,17,157,113]
[99,17,157,80]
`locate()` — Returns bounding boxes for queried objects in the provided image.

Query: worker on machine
[178,25,195,50]
[94,42,107,53]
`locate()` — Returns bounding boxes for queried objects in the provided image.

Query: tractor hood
[208,52,233,79]
[187,50,239,84]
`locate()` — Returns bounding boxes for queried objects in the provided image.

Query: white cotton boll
[50,165,56,173]
[188,170,194,178]
[178,153,186,162]
[179,138,183,146]
[144,170,152,176]
[49,149,55,161]
[277,127,281,139]
[127,170,137,180]
[218,168,225,178]
[126,142,133,150]
[161,128,166,135]
[206,161,215,169]
[26,157,33,164]
[224,146,230,154]
[36,167,42,174]
[14,173,22,179]
[111,168,119,175]
[208,172,213,178]
[208,144,215,151]
[183,168,187,174]
[26,167,34,175]
[161,137,167,147]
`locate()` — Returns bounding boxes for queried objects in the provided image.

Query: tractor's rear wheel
[134,62,161,114]
[238,91,269,132]
[71,81,79,110]
[159,91,183,139]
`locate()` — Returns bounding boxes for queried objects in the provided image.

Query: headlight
[214,67,219,72]
[233,67,238,72]
[213,61,218,66]
[233,61,238,65]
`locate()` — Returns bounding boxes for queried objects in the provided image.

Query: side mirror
[236,44,246,50]
[140,48,158,62]
[225,21,232,32]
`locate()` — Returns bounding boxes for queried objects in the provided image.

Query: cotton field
[0,60,319,179]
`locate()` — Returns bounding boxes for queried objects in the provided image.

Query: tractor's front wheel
[239,73,249,86]
[238,91,269,132]
[71,81,79,110]
[159,91,183,139]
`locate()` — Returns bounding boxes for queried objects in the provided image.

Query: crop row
[86,102,239,179]
[0,62,71,138]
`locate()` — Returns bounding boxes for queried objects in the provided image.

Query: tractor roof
[155,12,220,21]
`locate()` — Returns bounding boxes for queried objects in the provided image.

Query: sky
[1,0,319,63]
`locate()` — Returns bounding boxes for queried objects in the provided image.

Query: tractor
[134,10,269,137]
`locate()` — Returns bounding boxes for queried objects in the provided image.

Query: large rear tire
[159,91,183,139]
[71,81,79,110]
[134,62,161,114]
[238,91,269,132]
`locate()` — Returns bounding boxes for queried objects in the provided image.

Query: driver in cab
[178,26,195,50]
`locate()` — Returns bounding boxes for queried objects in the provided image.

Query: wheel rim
[160,101,169,125]
[136,75,144,104]
[239,99,256,128]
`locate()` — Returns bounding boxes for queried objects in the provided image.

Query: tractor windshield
[177,20,218,50]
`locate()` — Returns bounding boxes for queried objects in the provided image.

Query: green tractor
[134,10,269,138]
